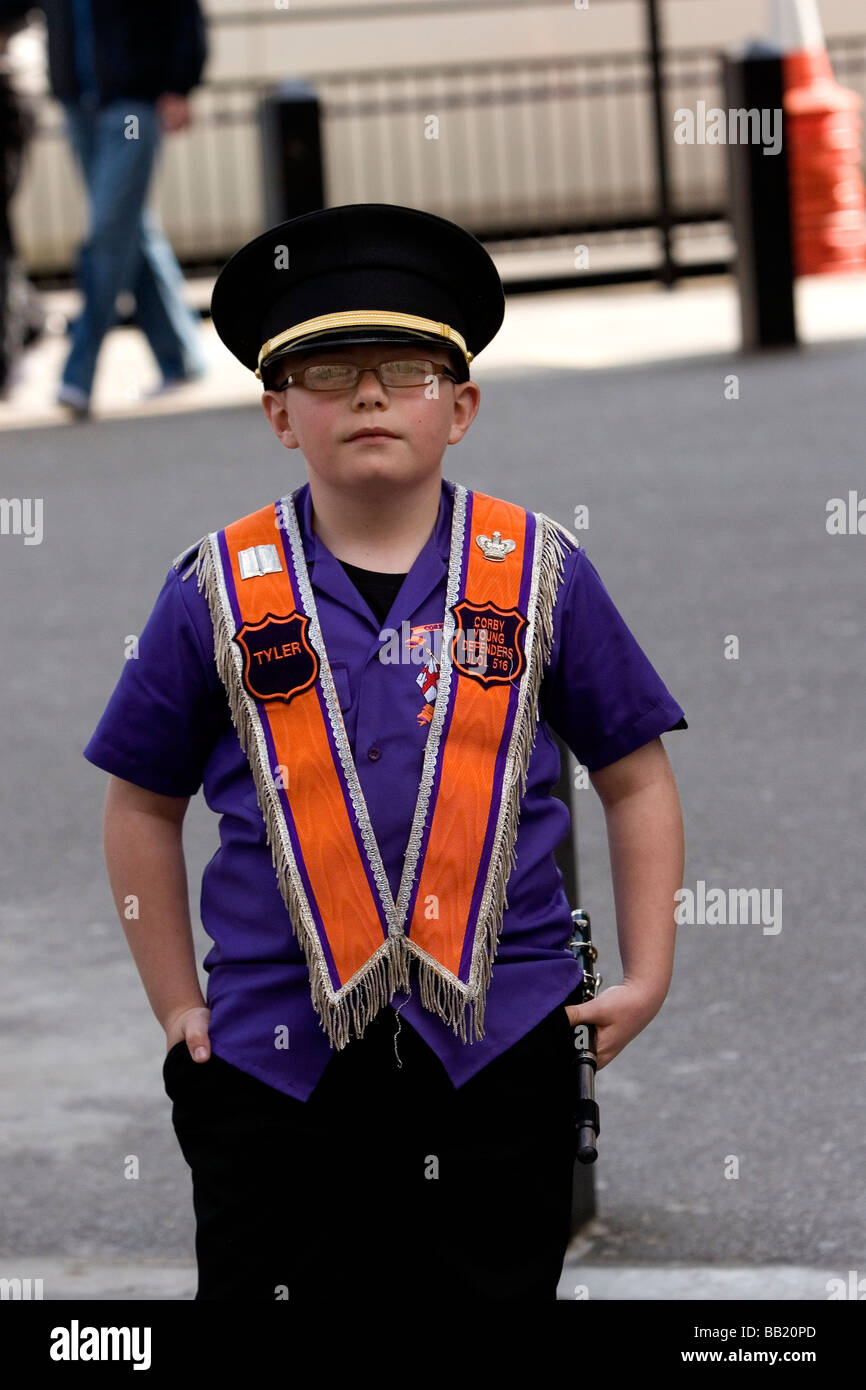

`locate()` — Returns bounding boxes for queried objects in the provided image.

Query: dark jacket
[0,0,207,104]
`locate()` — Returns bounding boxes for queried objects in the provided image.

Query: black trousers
[163,1001,579,1302]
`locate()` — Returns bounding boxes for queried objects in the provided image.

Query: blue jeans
[61,98,206,399]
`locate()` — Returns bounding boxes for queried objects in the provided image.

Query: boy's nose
[353,366,389,396]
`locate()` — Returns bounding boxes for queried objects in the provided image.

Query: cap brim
[262,328,468,386]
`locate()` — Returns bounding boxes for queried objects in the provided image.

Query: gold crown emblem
[475,530,515,562]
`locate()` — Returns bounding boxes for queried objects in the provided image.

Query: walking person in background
[0,0,209,418]
[0,13,44,398]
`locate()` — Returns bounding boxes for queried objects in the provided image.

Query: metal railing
[9,10,866,290]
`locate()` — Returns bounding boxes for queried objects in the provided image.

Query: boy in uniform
[83,203,686,1302]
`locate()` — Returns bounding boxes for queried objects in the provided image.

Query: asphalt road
[2,340,864,1282]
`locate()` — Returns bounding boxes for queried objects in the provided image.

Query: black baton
[565,907,601,1164]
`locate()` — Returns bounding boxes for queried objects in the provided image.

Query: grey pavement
[3,265,866,429]
[0,1256,850,1301]
[1,283,865,1300]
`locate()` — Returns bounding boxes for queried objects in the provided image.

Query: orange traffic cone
[770,0,866,273]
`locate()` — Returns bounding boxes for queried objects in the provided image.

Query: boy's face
[260,341,481,491]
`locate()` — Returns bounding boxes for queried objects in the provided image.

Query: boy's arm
[103,774,211,1061]
[565,736,684,1068]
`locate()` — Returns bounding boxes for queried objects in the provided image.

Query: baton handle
[565,905,601,1165]
[564,990,600,1162]
[574,1022,599,1163]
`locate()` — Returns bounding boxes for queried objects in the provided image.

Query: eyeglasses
[276,359,460,391]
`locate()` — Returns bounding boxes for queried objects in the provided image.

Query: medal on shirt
[194,482,576,1049]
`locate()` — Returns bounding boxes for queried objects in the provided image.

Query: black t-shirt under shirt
[338,558,408,628]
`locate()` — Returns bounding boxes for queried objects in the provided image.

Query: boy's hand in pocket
[164,1005,211,1062]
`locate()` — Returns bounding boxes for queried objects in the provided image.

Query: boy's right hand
[164,1006,211,1063]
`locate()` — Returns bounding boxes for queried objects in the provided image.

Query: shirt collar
[290,475,455,630]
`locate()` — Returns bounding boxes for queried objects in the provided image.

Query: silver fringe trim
[194,493,579,1050]
[171,533,207,582]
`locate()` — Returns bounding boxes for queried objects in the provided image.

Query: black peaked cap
[209,203,505,388]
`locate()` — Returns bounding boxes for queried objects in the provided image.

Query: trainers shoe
[56,382,91,419]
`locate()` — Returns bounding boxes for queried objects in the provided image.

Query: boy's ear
[261,389,301,449]
[447,379,481,444]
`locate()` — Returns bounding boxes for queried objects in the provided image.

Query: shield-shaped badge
[450,599,527,688]
[233,611,318,703]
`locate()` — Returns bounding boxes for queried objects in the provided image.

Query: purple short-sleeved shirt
[83,477,686,1099]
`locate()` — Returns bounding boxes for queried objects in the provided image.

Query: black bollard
[723,45,798,348]
[259,79,326,226]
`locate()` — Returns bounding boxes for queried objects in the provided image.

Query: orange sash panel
[224,507,387,987]
[407,492,528,976]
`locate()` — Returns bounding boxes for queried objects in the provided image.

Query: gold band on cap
[255,310,473,379]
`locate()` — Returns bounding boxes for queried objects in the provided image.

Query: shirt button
[367,746,382,762]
